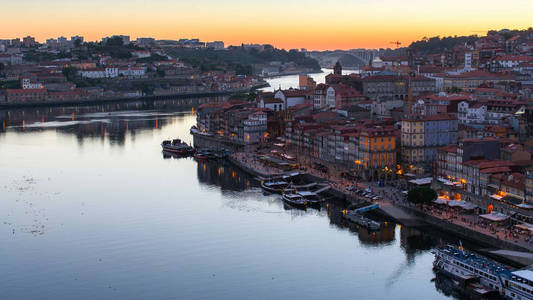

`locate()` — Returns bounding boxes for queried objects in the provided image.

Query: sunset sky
[2,0,532,50]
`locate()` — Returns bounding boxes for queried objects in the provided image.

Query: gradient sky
[2,0,532,50]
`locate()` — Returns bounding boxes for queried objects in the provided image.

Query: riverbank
[226,148,533,265]
[0,86,265,109]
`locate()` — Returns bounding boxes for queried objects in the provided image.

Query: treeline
[408,28,533,54]
[166,45,321,75]
[408,35,478,54]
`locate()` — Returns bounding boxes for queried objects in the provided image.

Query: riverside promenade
[370,182,533,254]
[228,149,533,258]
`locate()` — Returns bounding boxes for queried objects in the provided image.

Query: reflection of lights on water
[2,121,5,130]
[231,171,236,178]
[22,120,25,128]
[217,167,221,176]
[203,164,206,171]
[71,112,75,121]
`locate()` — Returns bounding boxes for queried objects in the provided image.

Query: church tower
[333,61,342,75]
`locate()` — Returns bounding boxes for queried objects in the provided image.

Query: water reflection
[0,97,226,140]
[195,159,446,252]
[0,103,461,300]
[196,159,255,192]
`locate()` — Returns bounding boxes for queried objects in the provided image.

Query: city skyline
[2,0,533,50]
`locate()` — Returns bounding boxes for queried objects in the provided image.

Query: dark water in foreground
[0,99,456,299]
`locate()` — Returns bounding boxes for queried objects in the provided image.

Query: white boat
[433,245,533,300]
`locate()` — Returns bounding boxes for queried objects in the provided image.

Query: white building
[79,67,119,79]
[118,67,146,77]
[79,69,106,79]
[243,111,268,143]
[105,67,118,78]
[21,78,43,89]
[259,98,284,112]
[458,101,487,125]
[326,86,336,108]
[464,52,473,71]
[131,50,151,59]
[274,89,306,110]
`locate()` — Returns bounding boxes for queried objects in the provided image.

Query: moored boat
[194,150,213,160]
[343,211,381,230]
[296,190,325,208]
[281,193,308,209]
[161,139,195,155]
[260,180,290,193]
[433,244,533,300]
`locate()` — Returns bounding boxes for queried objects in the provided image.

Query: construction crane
[390,41,402,48]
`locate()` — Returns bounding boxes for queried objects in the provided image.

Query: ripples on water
[0,98,458,299]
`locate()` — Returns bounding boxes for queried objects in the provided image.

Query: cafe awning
[502,196,523,206]
[434,198,447,205]
[459,202,478,210]
[447,200,462,207]
[515,223,533,231]
[518,203,533,209]
[480,212,509,222]
[409,177,433,186]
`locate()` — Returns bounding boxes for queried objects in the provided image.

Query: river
[0,96,461,299]
[260,68,355,92]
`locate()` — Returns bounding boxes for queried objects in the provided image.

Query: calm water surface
[0,99,457,299]
[260,68,355,92]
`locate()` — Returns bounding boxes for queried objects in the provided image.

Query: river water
[0,95,460,299]
[260,68,354,92]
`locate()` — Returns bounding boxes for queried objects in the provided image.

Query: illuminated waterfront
[0,99,459,299]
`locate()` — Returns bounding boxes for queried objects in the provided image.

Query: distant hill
[166,45,321,75]
[407,28,533,54]
[408,35,479,54]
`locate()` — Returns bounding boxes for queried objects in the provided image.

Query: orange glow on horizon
[1,0,532,50]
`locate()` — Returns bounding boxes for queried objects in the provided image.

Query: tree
[407,187,437,205]
[62,66,79,82]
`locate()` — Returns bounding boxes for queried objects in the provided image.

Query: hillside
[166,45,321,75]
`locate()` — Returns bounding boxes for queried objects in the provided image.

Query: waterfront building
[436,138,502,182]
[358,126,397,178]
[401,114,458,172]
[6,88,47,102]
